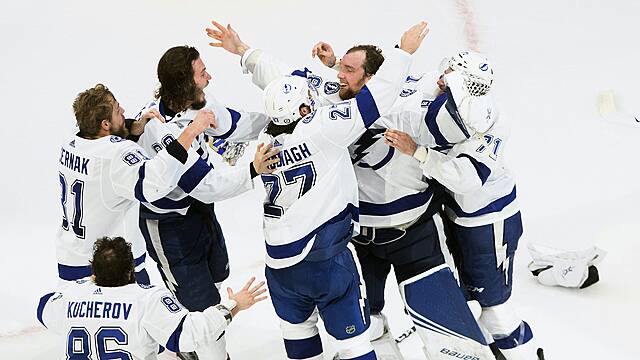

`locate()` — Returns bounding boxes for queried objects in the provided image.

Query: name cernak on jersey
[274,142,312,169]
[59,148,90,175]
[67,301,133,320]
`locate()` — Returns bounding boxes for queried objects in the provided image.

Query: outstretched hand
[206,20,250,56]
[400,21,429,55]
[227,277,268,316]
[311,41,337,68]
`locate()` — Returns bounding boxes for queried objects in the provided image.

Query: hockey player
[207,20,428,360]
[38,236,267,359]
[134,46,279,360]
[56,84,216,285]
[211,25,495,356]
[384,51,545,359]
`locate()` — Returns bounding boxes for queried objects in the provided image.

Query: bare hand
[130,109,165,136]
[227,277,268,316]
[206,20,250,56]
[400,21,429,55]
[191,109,218,134]
[311,41,337,68]
[253,143,280,174]
[384,129,417,156]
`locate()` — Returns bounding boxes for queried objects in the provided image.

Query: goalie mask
[440,50,494,97]
[264,76,317,125]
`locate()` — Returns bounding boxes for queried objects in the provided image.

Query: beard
[190,89,207,110]
[339,87,358,100]
[110,122,129,138]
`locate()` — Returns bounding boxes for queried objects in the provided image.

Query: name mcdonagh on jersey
[59,148,90,175]
[273,142,312,169]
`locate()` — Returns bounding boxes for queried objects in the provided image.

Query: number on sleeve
[328,101,352,120]
[476,134,502,160]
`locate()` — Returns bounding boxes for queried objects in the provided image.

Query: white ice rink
[1,0,639,358]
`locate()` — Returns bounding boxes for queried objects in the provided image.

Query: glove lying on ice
[527,243,606,289]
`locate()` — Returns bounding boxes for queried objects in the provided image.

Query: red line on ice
[455,0,481,51]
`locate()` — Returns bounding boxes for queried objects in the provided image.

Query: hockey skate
[369,313,404,360]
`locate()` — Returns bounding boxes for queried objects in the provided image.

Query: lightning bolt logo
[351,128,386,165]
[494,221,510,285]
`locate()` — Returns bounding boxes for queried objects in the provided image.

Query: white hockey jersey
[241,50,443,228]
[251,48,412,268]
[393,85,520,227]
[37,280,231,359]
[56,121,200,280]
[135,95,268,216]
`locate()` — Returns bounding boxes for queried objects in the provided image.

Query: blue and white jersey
[55,121,201,280]
[135,96,265,216]
[241,49,442,227]
[37,280,231,359]
[396,86,520,227]
[251,48,412,268]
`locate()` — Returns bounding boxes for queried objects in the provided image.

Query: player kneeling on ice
[385,51,545,359]
[37,236,267,360]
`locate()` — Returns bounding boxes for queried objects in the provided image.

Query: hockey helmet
[263,76,317,125]
[441,50,494,97]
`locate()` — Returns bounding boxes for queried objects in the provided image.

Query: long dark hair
[91,237,135,287]
[155,46,200,112]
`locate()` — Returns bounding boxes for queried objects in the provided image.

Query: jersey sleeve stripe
[177,158,213,193]
[36,292,56,327]
[165,314,187,353]
[360,189,433,216]
[58,263,92,281]
[215,108,241,139]
[456,154,491,185]
[448,186,517,218]
[134,164,148,203]
[355,85,381,128]
[148,195,195,211]
[424,93,451,146]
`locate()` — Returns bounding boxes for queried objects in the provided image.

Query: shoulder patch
[308,74,323,89]
[75,279,90,284]
[138,283,155,289]
[302,110,317,124]
[110,135,125,143]
[399,89,417,97]
[324,81,340,95]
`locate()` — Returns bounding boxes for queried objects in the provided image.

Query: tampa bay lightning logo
[399,88,417,97]
[302,110,317,123]
[283,84,292,94]
[308,74,322,89]
[479,63,489,71]
[351,128,395,170]
[324,81,340,95]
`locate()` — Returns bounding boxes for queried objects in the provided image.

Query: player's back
[41,280,179,360]
[56,134,148,278]
[258,111,361,269]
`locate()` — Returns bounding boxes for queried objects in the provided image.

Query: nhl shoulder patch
[324,81,340,95]
[302,110,317,123]
[110,135,125,143]
[308,74,323,89]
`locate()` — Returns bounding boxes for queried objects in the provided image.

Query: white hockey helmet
[441,50,494,97]
[263,76,317,125]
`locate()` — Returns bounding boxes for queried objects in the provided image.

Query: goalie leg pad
[399,265,495,359]
[480,302,537,360]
